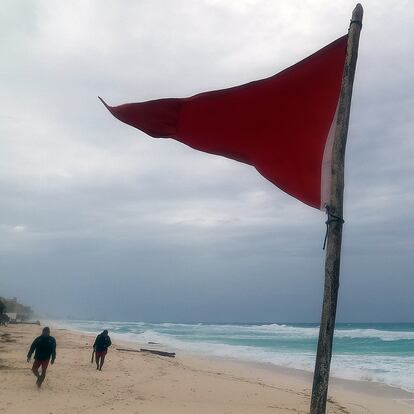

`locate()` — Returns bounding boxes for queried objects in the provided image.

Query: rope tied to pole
[323,205,345,250]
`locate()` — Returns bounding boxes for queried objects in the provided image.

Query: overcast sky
[1,0,413,323]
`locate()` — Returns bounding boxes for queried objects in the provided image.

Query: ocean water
[59,320,414,393]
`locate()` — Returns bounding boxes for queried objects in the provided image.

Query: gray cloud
[1,0,413,323]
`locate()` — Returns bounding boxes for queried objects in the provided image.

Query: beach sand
[1,324,413,414]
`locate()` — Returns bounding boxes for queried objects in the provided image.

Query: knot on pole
[323,206,345,250]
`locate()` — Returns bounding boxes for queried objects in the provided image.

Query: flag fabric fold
[101,35,347,209]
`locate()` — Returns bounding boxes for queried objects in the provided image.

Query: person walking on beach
[93,329,111,371]
[27,327,56,388]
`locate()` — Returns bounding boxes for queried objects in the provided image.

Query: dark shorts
[33,359,49,371]
[95,350,107,358]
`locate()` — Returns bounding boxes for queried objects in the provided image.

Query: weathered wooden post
[310,4,363,414]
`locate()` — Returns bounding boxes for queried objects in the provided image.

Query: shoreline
[184,354,414,401]
[1,323,413,413]
[52,319,414,400]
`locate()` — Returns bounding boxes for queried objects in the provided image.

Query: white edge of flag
[320,104,339,210]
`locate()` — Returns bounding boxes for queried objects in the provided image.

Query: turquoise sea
[59,320,414,393]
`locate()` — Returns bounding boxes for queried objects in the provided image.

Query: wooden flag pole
[310,4,363,414]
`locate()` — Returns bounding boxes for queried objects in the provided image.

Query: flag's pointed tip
[98,96,110,109]
[98,97,117,118]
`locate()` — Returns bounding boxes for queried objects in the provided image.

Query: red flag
[101,35,347,209]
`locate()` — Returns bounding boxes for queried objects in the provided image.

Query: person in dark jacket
[27,327,56,388]
[93,330,111,371]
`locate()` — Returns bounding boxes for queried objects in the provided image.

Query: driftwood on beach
[140,348,176,357]
[116,347,176,358]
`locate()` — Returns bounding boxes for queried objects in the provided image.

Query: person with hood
[93,329,111,371]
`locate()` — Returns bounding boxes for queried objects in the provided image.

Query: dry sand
[0,324,413,413]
